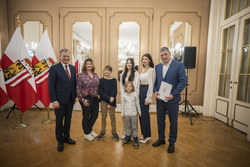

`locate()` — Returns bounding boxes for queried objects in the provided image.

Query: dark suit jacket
[154,60,187,103]
[48,62,76,104]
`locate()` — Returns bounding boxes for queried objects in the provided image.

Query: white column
[203,0,223,116]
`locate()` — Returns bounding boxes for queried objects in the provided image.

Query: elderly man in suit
[48,48,76,152]
[152,47,187,153]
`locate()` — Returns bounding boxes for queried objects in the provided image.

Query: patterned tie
[65,64,71,80]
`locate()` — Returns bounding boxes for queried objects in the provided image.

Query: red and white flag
[1,27,38,113]
[75,59,79,75]
[0,69,8,107]
[75,55,82,75]
[32,29,57,108]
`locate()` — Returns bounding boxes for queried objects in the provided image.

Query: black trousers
[55,100,74,143]
[80,96,99,135]
[139,85,151,138]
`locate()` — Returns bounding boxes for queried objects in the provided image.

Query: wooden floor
[0,108,250,167]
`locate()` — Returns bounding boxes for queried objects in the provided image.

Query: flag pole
[17,14,20,27]
[45,20,47,29]
[11,14,30,129]
[41,107,55,124]
[12,112,30,129]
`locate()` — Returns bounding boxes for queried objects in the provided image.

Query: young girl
[121,81,141,148]
[120,58,140,140]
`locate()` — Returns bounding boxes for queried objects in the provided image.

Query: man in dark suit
[48,48,76,152]
[153,47,187,153]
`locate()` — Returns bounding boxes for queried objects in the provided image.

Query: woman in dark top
[97,65,119,140]
[76,58,99,141]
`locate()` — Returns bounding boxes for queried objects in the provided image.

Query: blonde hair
[124,81,135,93]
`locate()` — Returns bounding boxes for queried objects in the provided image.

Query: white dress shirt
[121,92,141,117]
[162,59,172,78]
[61,62,71,77]
[139,68,156,102]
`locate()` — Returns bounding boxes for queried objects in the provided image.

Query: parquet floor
[0,108,250,167]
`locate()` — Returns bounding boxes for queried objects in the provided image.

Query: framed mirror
[118,22,140,70]
[73,22,93,69]
[169,22,191,61]
[23,21,44,57]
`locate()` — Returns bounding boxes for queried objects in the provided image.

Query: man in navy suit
[48,48,76,152]
[152,47,187,153]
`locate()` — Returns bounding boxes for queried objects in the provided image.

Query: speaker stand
[179,69,199,125]
[6,104,18,119]
[6,104,41,119]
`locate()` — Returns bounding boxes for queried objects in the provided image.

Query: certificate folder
[158,81,172,102]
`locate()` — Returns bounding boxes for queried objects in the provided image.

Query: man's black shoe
[167,144,175,153]
[152,139,166,147]
[64,138,76,144]
[57,143,64,152]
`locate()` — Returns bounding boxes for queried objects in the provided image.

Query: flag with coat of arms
[32,29,57,108]
[1,27,38,113]
[0,68,8,107]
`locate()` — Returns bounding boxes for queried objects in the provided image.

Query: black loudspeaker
[183,47,196,69]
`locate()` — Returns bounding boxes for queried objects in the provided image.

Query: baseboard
[73,103,203,113]
[0,100,203,114]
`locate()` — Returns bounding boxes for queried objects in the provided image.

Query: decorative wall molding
[59,8,105,74]
[160,11,201,96]
[15,11,53,43]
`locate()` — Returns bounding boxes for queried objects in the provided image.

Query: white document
[159,81,172,102]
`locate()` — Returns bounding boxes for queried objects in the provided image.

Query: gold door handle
[233,82,238,84]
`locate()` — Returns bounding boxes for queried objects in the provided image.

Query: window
[225,0,249,19]
[237,18,250,102]
[218,25,235,98]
